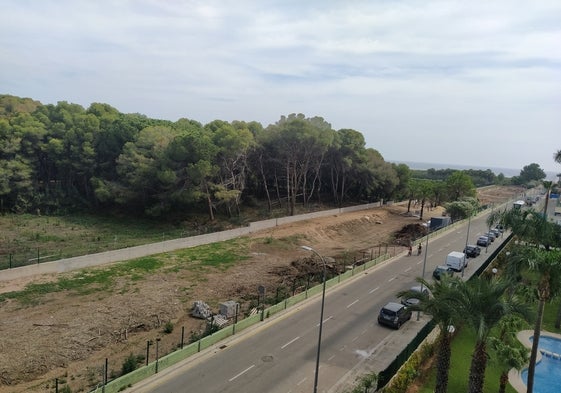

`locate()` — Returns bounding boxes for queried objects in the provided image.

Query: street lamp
[462,209,473,278]
[417,229,430,321]
[301,245,327,393]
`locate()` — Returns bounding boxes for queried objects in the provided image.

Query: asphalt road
[126,209,505,393]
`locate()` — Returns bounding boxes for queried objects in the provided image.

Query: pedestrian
[417,243,422,255]
[408,245,412,256]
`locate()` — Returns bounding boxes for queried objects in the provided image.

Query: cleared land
[0,186,524,392]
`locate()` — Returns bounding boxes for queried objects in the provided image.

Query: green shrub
[163,321,174,334]
[59,385,72,393]
[380,342,434,393]
[121,353,138,375]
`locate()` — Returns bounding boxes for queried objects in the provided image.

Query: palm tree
[492,207,560,250]
[397,276,461,393]
[541,180,553,217]
[488,315,529,393]
[488,338,528,393]
[454,276,530,393]
[504,247,561,393]
[555,150,561,185]
[491,207,561,393]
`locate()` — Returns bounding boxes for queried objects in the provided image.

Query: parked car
[378,302,412,329]
[433,265,454,280]
[401,285,430,307]
[485,232,496,242]
[477,236,491,247]
[494,225,504,233]
[464,244,481,258]
[490,228,501,238]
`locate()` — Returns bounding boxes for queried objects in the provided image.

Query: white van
[445,251,466,272]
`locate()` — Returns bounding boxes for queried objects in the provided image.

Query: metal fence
[93,253,392,393]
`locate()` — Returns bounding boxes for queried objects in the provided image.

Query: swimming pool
[521,336,561,393]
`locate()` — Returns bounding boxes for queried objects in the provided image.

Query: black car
[464,244,481,258]
[378,302,412,329]
[485,232,496,242]
[433,265,454,280]
[477,236,491,247]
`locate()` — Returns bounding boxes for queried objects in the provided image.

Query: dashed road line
[346,299,359,308]
[229,364,255,381]
[281,336,301,349]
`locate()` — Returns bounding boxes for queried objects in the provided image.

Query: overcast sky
[1,0,560,175]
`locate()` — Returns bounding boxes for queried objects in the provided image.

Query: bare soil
[0,186,523,392]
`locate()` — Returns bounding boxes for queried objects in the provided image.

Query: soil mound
[394,223,428,245]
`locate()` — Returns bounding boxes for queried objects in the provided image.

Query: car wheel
[396,321,402,329]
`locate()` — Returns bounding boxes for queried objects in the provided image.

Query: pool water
[534,336,561,354]
[521,336,561,393]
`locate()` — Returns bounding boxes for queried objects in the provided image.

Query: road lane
[127,209,505,393]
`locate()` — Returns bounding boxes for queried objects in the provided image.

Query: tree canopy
[0,94,516,219]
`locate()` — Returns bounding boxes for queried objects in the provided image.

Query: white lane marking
[281,336,301,349]
[297,377,307,386]
[316,316,333,327]
[352,336,359,342]
[339,345,347,351]
[346,299,359,308]
[229,364,255,381]
[369,286,379,294]
[361,328,368,335]
[388,276,396,282]
[405,267,412,272]
[328,354,336,361]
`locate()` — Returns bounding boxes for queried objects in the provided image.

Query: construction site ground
[0,186,524,392]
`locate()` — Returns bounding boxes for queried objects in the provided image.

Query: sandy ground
[0,186,523,392]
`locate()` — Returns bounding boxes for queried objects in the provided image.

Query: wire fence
[79,253,393,393]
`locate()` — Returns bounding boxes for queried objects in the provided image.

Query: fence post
[145,340,151,366]
[155,338,161,373]
[180,326,185,349]
[102,357,108,393]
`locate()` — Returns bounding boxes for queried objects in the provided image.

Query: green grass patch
[0,256,165,304]
[416,327,518,393]
[261,234,305,249]
[0,238,253,305]
[0,212,231,269]
[542,300,561,334]
[173,238,251,271]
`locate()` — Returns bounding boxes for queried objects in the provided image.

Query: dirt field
[0,186,524,392]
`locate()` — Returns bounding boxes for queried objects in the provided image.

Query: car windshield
[381,309,396,317]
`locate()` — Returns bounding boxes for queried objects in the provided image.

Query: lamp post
[301,245,326,393]
[462,209,472,278]
[417,229,430,321]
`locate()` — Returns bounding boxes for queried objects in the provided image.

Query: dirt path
[0,186,524,392]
